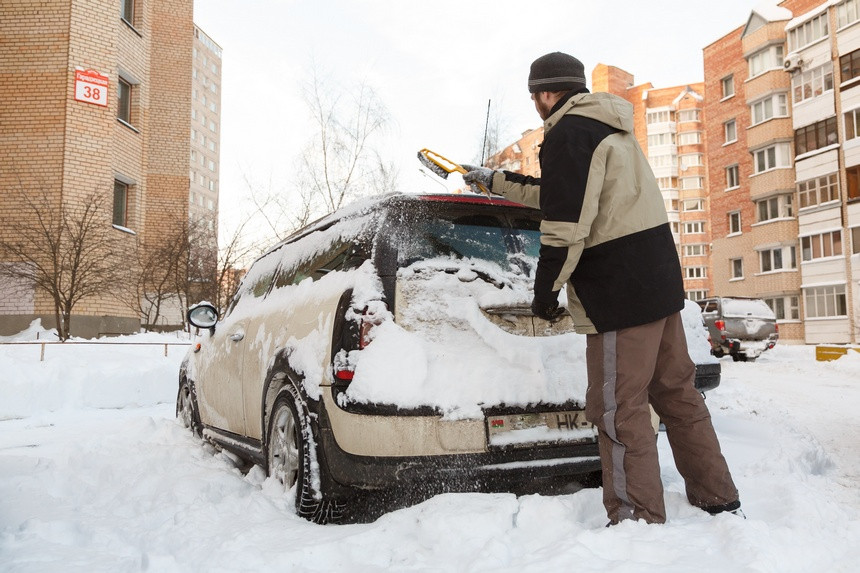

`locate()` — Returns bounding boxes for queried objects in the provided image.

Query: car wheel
[266,386,344,524]
[176,378,202,437]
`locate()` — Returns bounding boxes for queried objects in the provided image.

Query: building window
[847,165,860,200]
[750,94,788,125]
[671,221,680,234]
[753,143,791,174]
[764,295,800,320]
[648,154,678,169]
[648,133,675,147]
[683,221,705,235]
[678,109,701,122]
[731,258,744,280]
[680,154,703,169]
[759,245,797,273]
[679,131,702,145]
[113,180,129,227]
[684,266,707,279]
[804,285,847,318]
[724,120,737,144]
[721,75,734,99]
[656,177,676,190]
[845,108,860,141]
[687,290,708,301]
[646,110,673,124]
[683,244,707,257]
[839,48,860,83]
[837,0,860,28]
[748,45,784,79]
[757,194,794,221]
[801,231,843,261]
[792,64,834,104]
[726,164,740,189]
[729,211,741,235]
[683,199,704,212]
[795,117,838,155]
[117,77,131,124]
[852,226,860,253]
[798,174,839,208]
[681,177,703,190]
[120,0,135,25]
[787,11,829,52]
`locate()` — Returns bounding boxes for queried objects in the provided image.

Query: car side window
[223,249,282,317]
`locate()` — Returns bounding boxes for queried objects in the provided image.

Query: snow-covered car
[177,193,719,524]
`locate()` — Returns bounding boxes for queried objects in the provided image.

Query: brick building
[0,0,202,337]
[705,0,859,344]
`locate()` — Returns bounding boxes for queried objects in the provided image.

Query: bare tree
[0,187,133,341]
[293,70,398,227]
[475,98,512,168]
[212,217,263,311]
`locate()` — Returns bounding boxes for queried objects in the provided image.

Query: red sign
[74,69,109,107]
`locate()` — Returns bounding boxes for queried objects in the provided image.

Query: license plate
[486,410,597,448]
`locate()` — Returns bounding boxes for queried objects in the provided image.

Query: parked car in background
[178,193,727,524]
[696,297,778,362]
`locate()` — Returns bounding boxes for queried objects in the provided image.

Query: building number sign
[74,69,109,107]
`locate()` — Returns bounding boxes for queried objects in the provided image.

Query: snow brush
[417,148,492,199]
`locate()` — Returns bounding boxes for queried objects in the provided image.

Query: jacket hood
[544,92,634,134]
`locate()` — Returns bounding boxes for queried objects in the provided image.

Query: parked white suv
[178,193,719,523]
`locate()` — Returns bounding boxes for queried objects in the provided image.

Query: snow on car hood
[344,257,587,420]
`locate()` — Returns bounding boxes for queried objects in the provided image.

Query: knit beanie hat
[528,52,586,93]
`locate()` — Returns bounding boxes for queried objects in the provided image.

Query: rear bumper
[317,424,601,493]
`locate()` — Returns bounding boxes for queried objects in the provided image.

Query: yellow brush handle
[419,148,491,197]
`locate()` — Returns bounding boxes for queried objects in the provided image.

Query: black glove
[461,164,496,195]
[531,292,565,322]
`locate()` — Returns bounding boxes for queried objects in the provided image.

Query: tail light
[334,301,389,382]
[775,323,779,333]
[715,319,726,341]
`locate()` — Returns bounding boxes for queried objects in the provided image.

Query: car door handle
[229,332,244,342]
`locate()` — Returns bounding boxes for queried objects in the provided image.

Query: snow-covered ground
[1,328,859,572]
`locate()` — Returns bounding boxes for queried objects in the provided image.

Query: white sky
[192,0,765,239]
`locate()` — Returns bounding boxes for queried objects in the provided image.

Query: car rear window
[392,208,542,273]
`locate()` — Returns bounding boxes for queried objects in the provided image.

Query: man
[462,52,741,525]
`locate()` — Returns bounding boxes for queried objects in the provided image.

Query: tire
[266,386,344,524]
[176,378,202,438]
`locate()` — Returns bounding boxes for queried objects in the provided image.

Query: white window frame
[721,75,734,99]
[748,45,784,79]
[787,11,829,52]
[756,194,794,222]
[726,164,740,190]
[801,230,843,261]
[684,266,707,279]
[753,143,792,174]
[792,63,834,105]
[804,284,848,318]
[681,177,703,190]
[683,199,704,212]
[797,174,839,209]
[683,243,707,257]
[678,131,702,146]
[678,109,701,123]
[724,120,737,144]
[750,93,788,126]
[730,258,744,280]
[759,245,797,273]
[683,221,705,235]
[764,295,801,321]
[837,0,860,29]
[728,211,742,235]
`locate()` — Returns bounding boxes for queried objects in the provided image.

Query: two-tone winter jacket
[491,90,684,334]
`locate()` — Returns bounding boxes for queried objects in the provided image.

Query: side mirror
[187,302,219,331]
